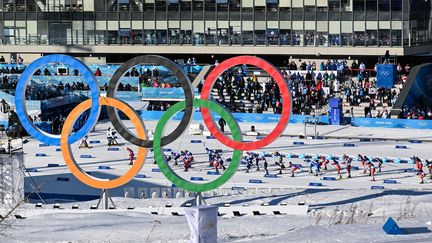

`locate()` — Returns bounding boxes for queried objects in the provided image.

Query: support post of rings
[195,192,206,206]
[96,189,116,210]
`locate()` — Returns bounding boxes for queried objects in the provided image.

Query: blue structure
[376,64,397,88]
[308,182,323,186]
[384,179,398,184]
[394,63,432,109]
[382,217,404,235]
[329,98,343,125]
[249,179,263,184]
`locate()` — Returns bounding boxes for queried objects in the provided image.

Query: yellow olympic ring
[60,97,148,189]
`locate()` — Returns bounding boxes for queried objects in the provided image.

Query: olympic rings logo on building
[15,54,292,192]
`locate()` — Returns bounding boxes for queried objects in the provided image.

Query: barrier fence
[140,110,432,130]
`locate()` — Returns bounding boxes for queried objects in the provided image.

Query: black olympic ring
[106,55,194,148]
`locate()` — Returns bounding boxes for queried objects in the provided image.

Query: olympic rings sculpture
[15,54,291,192]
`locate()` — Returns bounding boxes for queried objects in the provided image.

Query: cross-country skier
[368,161,376,181]
[342,154,352,178]
[244,153,254,173]
[288,161,299,177]
[308,159,320,176]
[419,169,427,184]
[126,147,134,165]
[358,154,367,174]
[332,159,342,179]
[426,160,432,179]
[275,154,286,174]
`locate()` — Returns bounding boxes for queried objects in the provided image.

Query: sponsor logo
[361,120,371,125]
[254,115,264,121]
[418,121,428,128]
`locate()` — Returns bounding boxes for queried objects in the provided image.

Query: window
[366,0,377,11]
[378,0,389,11]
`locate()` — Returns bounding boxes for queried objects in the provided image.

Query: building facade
[0,0,431,56]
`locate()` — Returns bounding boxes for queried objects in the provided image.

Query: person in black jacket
[218,117,226,133]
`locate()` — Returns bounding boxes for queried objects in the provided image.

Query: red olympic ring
[200,56,292,151]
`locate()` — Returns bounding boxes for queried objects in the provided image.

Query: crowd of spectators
[138,66,181,89]
[0,55,425,121]
[285,59,352,73]
[25,81,90,101]
[204,66,283,114]
[400,104,432,120]
[146,101,174,111]
[0,75,17,90]
[0,65,25,74]
[207,58,416,120]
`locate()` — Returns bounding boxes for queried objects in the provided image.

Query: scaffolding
[0,153,24,207]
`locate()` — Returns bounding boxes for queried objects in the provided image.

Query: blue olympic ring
[15,54,100,146]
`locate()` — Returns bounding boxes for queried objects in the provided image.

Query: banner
[140,111,331,124]
[351,117,432,129]
[185,206,218,243]
[141,88,199,99]
[376,64,396,88]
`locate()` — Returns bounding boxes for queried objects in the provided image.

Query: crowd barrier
[351,117,432,129]
[0,108,430,131]
[140,111,331,125]
[140,110,432,129]
[31,76,139,87]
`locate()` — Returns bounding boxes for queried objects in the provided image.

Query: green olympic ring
[153,99,243,192]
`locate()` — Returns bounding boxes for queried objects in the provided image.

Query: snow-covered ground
[1,120,432,242]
